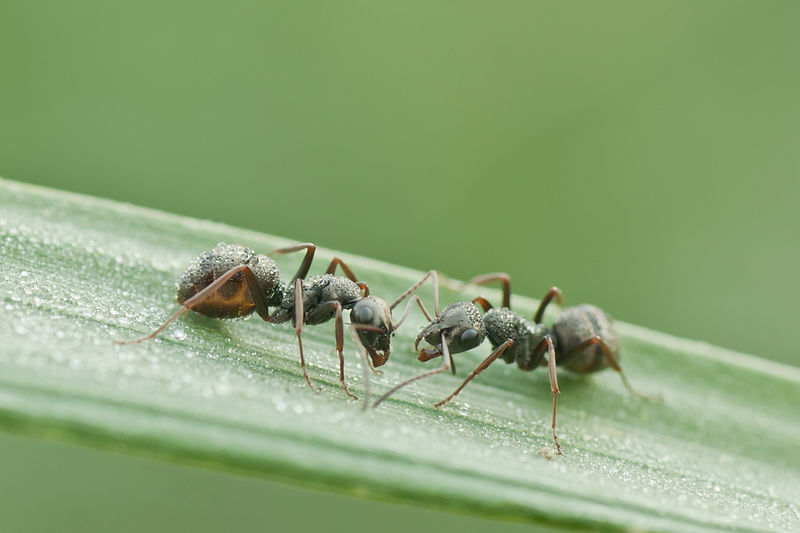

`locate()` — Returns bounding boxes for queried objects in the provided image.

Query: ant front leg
[390,271,439,319]
[390,270,440,332]
[392,296,432,331]
[349,325,377,410]
[372,332,454,408]
[305,300,358,400]
[116,264,270,344]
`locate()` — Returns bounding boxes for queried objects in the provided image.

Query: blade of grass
[0,178,798,532]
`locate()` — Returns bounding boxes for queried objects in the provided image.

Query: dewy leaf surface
[0,179,798,532]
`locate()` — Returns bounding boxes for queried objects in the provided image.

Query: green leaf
[1,178,798,532]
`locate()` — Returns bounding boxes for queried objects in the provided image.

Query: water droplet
[173,328,187,340]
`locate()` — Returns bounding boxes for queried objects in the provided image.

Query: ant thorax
[273,274,363,325]
[483,307,552,369]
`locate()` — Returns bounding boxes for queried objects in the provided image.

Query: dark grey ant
[373,273,658,454]
[118,242,434,401]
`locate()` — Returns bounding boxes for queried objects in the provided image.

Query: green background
[1,1,798,531]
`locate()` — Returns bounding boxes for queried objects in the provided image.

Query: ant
[373,273,658,454]
[118,242,435,401]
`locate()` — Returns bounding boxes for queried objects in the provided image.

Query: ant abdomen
[554,304,620,373]
[176,243,281,318]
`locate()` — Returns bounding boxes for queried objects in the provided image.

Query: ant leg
[415,335,458,374]
[542,337,563,455]
[269,242,316,282]
[334,302,358,399]
[349,325,373,410]
[372,332,454,408]
[335,302,357,399]
[325,257,357,279]
[390,271,439,319]
[304,300,360,399]
[434,339,515,408]
[392,295,433,330]
[515,336,562,453]
[471,296,493,312]
[468,273,511,308]
[115,307,190,345]
[567,336,661,401]
[292,278,316,391]
[533,286,564,324]
[351,324,386,375]
[325,257,369,296]
[117,265,269,344]
[597,342,662,401]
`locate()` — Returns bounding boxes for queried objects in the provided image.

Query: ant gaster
[118,242,434,401]
[374,273,658,454]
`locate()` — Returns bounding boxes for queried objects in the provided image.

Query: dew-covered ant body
[119,242,435,400]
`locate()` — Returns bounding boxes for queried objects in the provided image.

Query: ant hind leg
[567,336,661,402]
[116,264,270,345]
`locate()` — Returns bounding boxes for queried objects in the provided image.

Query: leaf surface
[0,179,798,532]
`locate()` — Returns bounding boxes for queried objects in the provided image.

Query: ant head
[351,296,392,366]
[416,302,485,360]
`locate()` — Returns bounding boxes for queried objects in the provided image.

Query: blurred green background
[1,1,798,531]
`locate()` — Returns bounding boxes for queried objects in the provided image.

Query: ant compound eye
[460,328,479,345]
[351,304,374,325]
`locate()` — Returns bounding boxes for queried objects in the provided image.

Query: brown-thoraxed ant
[117,242,435,401]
